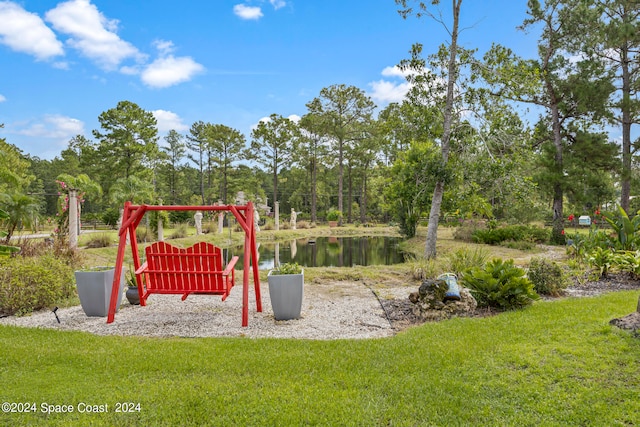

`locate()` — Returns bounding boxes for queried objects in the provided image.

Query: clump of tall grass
[169,223,188,239]
[85,233,113,248]
[446,247,489,276]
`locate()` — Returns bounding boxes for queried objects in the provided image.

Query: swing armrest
[223,256,239,276]
[135,262,148,275]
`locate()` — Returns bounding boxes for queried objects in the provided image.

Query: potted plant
[75,266,125,317]
[327,209,342,227]
[267,262,304,320]
[125,266,140,305]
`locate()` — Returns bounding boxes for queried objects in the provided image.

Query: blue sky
[0,0,534,160]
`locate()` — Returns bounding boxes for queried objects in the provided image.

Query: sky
[0,0,535,160]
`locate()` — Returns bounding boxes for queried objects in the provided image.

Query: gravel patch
[0,281,398,340]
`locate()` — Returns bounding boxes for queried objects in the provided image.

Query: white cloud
[369,79,411,104]
[270,0,286,10]
[141,55,204,88]
[45,0,143,70]
[367,66,416,104]
[233,4,263,20]
[153,39,175,56]
[152,110,188,132]
[16,115,84,142]
[0,94,5,102]
[0,1,64,61]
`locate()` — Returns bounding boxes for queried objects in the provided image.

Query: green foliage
[101,207,120,228]
[326,209,342,221]
[148,210,170,233]
[527,257,568,296]
[461,258,539,310]
[404,254,439,280]
[601,206,640,250]
[169,223,188,239]
[384,140,442,238]
[0,254,75,315]
[271,262,302,275]
[472,225,549,245]
[85,233,113,248]
[587,247,614,278]
[445,246,489,276]
[612,250,640,279]
[0,209,20,255]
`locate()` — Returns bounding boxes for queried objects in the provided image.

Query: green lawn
[1,290,638,426]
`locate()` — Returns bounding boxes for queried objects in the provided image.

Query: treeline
[1,0,638,242]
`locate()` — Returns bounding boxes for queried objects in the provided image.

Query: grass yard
[1,290,638,426]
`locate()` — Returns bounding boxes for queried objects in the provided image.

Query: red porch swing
[106,201,262,326]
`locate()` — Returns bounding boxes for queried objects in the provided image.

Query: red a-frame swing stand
[106,201,262,326]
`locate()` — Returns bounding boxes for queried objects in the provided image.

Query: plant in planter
[268,262,304,320]
[75,266,125,317]
[125,266,140,305]
[327,209,342,227]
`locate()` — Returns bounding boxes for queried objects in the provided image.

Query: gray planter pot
[75,268,125,317]
[268,270,304,320]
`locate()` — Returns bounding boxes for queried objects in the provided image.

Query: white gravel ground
[0,281,411,340]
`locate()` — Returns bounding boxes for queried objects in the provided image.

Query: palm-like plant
[1,192,40,243]
[0,209,20,255]
[601,206,640,250]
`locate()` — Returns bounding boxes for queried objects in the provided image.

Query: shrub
[101,208,120,228]
[472,225,549,245]
[461,258,539,310]
[85,233,112,248]
[587,247,614,278]
[404,254,439,281]
[527,257,568,296]
[296,220,312,229]
[0,254,75,316]
[169,223,188,239]
[445,247,488,276]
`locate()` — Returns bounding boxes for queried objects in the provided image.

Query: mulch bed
[382,273,640,334]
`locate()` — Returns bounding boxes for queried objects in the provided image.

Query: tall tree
[247,114,299,207]
[208,124,246,204]
[481,0,614,243]
[160,130,186,204]
[305,85,375,223]
[396,0,466,258]
[298,112,329,223]
[186,121,208,204]
[92,100,159,182]
[583,0,640,211]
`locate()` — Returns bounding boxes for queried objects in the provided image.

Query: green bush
[587,247,614,278]
[446,247,488,276]
[527,257,568,296]
[0,254,75,316]
[461,258,539,310]
[85,233,113,248]
[472,225,549,245]
[169,223,188,239]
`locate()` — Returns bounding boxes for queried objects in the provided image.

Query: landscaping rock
[409,278,477,322]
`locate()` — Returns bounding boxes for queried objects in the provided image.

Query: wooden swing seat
[135,241,239,304]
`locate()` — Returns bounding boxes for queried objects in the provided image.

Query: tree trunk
[338,139,344,225]
[347,163,353,223]
[311,157,317,223]
[550,101,565,244]
[424,0,461,259]
[620,53,632,212]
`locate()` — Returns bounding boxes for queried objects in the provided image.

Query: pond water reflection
[230,236,406,270]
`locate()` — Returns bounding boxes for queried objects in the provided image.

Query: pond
[229,236,406,270]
